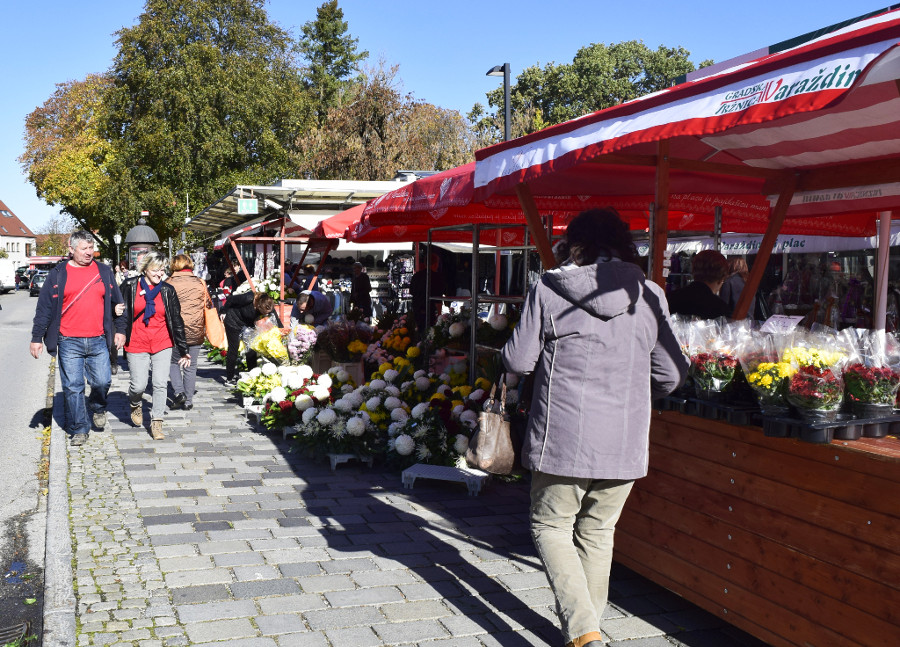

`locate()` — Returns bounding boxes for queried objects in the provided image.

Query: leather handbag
[204,299,226,348]
[466,375,516,475]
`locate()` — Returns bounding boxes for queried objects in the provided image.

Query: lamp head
[113,233,122,245]
[486,64,507,77]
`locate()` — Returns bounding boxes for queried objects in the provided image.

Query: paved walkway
[47,355,770,647]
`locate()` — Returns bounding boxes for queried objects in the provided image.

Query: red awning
[472,8,900,227]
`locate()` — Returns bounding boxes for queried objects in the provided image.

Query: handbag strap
[484,374,507,414]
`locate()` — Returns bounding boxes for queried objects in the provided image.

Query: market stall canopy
[473,8,900,222]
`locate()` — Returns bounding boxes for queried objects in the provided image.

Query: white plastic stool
[401,463,490,496]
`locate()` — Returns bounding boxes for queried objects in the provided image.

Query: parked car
[16,268,33,289]
[29,272,48,297]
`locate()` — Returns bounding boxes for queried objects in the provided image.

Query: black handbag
[466,375,516,475]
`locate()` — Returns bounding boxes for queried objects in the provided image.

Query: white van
[0,258,16,294]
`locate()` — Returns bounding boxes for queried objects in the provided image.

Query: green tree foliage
[297,63,474,181]
[299,0,368,124]
[36,215,75,256]
[472,40,711,142]
[104,0,311,239]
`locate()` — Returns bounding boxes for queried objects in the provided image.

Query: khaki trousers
[530,471,635,643]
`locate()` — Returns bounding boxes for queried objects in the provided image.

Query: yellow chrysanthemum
[379,362,393,374]
[406,346,421,358]
[474,377,491,391]
[454,385,473,398]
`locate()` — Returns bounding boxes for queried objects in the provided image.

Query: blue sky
[0,0,891,232]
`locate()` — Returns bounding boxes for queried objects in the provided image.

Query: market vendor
[666,249,731,319]
[291,289,332,326]
[220,291,282,386]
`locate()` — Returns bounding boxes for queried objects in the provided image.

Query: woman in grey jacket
[501,209,688,647]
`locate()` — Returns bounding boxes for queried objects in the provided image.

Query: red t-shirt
[60,263,105,338]
[125,284,173,354]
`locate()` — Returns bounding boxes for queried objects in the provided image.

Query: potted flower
[843,363,900,418]
[746,361,795,415]
[689,351,738,400]
[785,365,844,422]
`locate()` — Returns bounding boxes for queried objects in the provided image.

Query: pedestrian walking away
[119,251,191,440]
[501,208,688,647]
[29,230,126,446]
[220,290,281,385]
[166,254,208,411]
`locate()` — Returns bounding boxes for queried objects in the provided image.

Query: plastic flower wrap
[687,319,739,397]
[840,328,900,406]
[250,326,289,364]
[738,331,795,413]
[316,318,376,363]
[235,366,283,401]
[287,323,317,365]
[783,327,849,413]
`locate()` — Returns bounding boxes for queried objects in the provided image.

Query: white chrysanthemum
[469,388,486,402]
[249,367,262,378]
[316,408,337,425]
[301,407,317,424]
[294,364,311,380]
[330,418,346,437]
[317,374,333,389]
[439,373,450,383]
[359,411,371,424]
[393,434,415,456]
[413,370,427,379]
[415,376,431,391]
[366,396,381,410]
[336,370,349,383]
[327,366,340,375]
[277,365,292,377]
[416,444,432,460]
[383,369,399,382]
[412,422,430,438]
[295,394,314,411]
[261,363,277,376]
[368,379,386,391]
[385,385,400,397]
[341,384,354,394]
[333,398,353,412]
[387,421,404,437]
[391,408,409,423]
[346,417,366,437]
[454,434,469,454]
[345,392,363,408]
[437,384,452,397]
[269,386,287,403]
[400,381,413,391]
[459,409,478,428]
[304,314,315,324]
[287,374,306,391]
[311,387,331,402]
[384,396,402,411]
[239,371,251,381]
[488,314,508,330]
[411,402,430,419]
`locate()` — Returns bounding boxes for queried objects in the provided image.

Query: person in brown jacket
[166,254,210,410]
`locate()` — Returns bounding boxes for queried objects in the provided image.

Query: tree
[297,63,474,180]
[299,0,368,123]
[104,0,312,240]
[472,40,712,141]
[19,75,119,241]
[36,215,76,256]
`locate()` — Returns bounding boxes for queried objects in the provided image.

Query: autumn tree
[299,0,368,124]
[19,74,120,250]
[36,215,76,256]
[297,63,474,180]
[104,0,312,239]
[472,40,712,142]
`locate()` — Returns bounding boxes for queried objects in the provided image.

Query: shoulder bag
[466,375,516,475]
[204,292,226,348]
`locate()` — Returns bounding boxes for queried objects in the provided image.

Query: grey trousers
[126,347,173,421]
[169,344,201,405]
[530,471,635,643]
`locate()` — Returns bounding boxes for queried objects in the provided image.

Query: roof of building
[0,200,36,238]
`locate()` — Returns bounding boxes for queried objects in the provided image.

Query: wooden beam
[763,159,900,194]
[733,175,797,319]
[651,140,670,287]
[229,238,255,293]
[515,183,557,270]
[588,153,784,179]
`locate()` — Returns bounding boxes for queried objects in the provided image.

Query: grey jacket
[501,260,688,480]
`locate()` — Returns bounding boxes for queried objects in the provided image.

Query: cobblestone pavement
[58,355,770,647]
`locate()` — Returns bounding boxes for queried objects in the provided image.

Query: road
[0,289,51,638]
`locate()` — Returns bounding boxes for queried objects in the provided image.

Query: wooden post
[229,238,255,293]
[732,175,797,320]
[515,183,556,270]
[279,220,286,302]
[651,140,670,287]
[874,211,892,331]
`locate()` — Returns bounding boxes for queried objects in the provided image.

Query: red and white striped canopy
[473,8,900,226]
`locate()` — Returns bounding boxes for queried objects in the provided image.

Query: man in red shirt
[30,231,126,446]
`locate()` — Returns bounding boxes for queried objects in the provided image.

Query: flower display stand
[327,453,374,471]
[400,463,490,496]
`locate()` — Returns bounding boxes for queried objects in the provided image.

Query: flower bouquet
[840,328,900,417]
[286,323,317,366]
[249,325,290,365]
[783,328,849,422]
[686,319,739,400]
[738,331,794,415]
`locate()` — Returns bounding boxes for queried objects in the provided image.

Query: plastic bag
[782,327,848,412]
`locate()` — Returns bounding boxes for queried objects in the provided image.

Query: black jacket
[666,281,731,320]
[119,276,190,357]
[222,291,282,331]
[31,260,125,356]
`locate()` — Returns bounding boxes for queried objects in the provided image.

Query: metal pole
[874,211,892,331]
[470,225,480,385]
[714,206,723,252]
[502,63,511,142]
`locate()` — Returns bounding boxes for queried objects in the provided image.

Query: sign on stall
[237,198,258,215]
[760,315,804,334]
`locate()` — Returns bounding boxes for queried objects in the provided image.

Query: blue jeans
[57,335,111,436]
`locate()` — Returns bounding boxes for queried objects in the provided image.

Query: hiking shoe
[130,404,143,427]
[92,412,107,429]
[150,419,165,440]
[71,434,88,447]
[171,392,186,410]
[183,403,193,410]
[223,378,237,388]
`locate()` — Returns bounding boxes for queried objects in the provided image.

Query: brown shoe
[150,419,165,440]
[130,404,143,427]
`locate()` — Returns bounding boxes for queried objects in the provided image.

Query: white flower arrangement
[297,365,313,381]
[414,370,427,379]
[385,385,400,397]
[295,394,314,411]
[333,398,353,413]
[448,322,466,338]
[488,314,508,331]
[366,396,382,410]
[388,421,404,437]
[287,374,306,391]
[301,407,317,424]
[451,404,465,420]
[268,386,287,403]
[311,386,331,401]
[344,391,364,408]
[416,444,432,460]
[335,370,349,383]
[249,367,262,378]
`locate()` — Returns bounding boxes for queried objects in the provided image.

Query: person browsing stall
[119,252,191,440]
[666,249,731,319]
[220,289,283,386]
[501,208,688,647]
[30,231,127,446]
[291,289,332,326]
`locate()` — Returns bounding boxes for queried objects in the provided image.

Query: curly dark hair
[253,292,275,314]
[565,208,639,267]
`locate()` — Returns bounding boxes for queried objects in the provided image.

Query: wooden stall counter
[614,410,900,647]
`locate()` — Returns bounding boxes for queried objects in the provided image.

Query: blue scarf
[139,277,163,326]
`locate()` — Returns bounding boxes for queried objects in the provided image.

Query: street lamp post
[113,233,122,268]
[486,62,511,141]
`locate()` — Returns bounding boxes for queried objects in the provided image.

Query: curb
[42,363,76,647]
